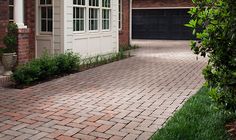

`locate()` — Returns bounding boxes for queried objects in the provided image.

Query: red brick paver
[0,40,206,139]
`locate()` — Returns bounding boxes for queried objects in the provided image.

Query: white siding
[64,0,119,58]
[53,0,62,54]
[36,0,119,58]
[63,1,74,51]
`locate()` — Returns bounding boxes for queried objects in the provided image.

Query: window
[73,0,86,32]
[89,0,99,7]
[102,0,111,30]
[72,0,113,32]
[39,0,53,32]
[119,0,122,30]
[9,0,14,21]
[89,0,99,31]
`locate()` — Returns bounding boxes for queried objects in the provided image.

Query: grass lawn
[152,87,236,140]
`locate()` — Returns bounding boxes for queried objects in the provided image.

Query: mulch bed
[226,120,236,140]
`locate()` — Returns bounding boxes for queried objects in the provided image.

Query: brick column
[0,0,9,48]
[119,0,130,46]
[17,28,30,65]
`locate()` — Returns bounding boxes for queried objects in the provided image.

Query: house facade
[0,0,194,64]
[0,0,132,64]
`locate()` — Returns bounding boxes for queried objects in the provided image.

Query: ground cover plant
[152,87,236,140]
[119,44,139,52]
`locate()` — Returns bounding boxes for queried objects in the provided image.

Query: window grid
[73,0,113,32]
[89,8,99,31]
[102,0,111,30]
[89,0,99,7]
[9,0,14,22]
[73,0,86,32]
[89,0,99,31]
[119,0,122,30]
[102,0,110,8]
[39,0,53,33]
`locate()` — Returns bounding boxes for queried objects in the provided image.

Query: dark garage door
[132,9,194,40]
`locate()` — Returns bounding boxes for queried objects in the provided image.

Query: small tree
[186,0,236,111]
[3,22,18,53]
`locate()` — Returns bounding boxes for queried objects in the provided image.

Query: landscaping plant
[3,23,18,53]
[12,51,128,87]
[186,0,236,111]
[12,52,80,86]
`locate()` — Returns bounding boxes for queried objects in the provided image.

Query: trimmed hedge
[12,50,127,87]
[12,52,80,86]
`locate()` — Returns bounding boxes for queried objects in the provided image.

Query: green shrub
[12,50,127,86]
[12,52,80,86]
[0,48,3,60]
[55,52,80,74]
[3,23,18,53]
[119,44,139,52]
[186,0,236,111]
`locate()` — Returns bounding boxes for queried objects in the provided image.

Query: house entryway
[132,9,195,40]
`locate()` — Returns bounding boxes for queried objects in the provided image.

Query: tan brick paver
[0,40,206,139]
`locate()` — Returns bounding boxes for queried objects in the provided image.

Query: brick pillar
[0,0,9,48]
[119,0,130,46]
[17,28,30,65]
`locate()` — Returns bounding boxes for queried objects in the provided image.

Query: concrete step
[0,64,11,87]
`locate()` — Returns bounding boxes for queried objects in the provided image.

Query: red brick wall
[133,0,193,8]
[18,28,30,65]
[119,0,130,46]
[25,0,36,59]
[0,0,9,48]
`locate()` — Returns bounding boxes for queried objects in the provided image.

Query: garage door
[132,9,195,40]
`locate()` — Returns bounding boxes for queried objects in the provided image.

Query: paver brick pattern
[0,40,206,140]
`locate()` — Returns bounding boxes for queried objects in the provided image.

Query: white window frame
[89,0,99,32]
[102,0,111,31]
[119,0,122,30]
[38,0,53,34]
[73,0,86,33]
[9,0,14,22]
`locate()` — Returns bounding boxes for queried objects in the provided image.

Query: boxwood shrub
[12,52,80,86]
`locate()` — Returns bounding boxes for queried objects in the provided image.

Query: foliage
[80,51,127,70]
[119,44,139,52]
[12,50,128,86]
[186,0,236,111]
[3,23,18,53]
[0,48,3,60]
[152,87,236,140]
[12,52,80,86]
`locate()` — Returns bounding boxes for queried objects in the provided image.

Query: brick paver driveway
[0,40,206,140]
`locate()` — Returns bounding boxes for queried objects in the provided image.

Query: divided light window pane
[73,3,85,31]
[40,1,53,32]
[102,0,111,8]
[40,0,52,4]
[9,0,14,21]
[89,0,99,7]
[74,0,85,5]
